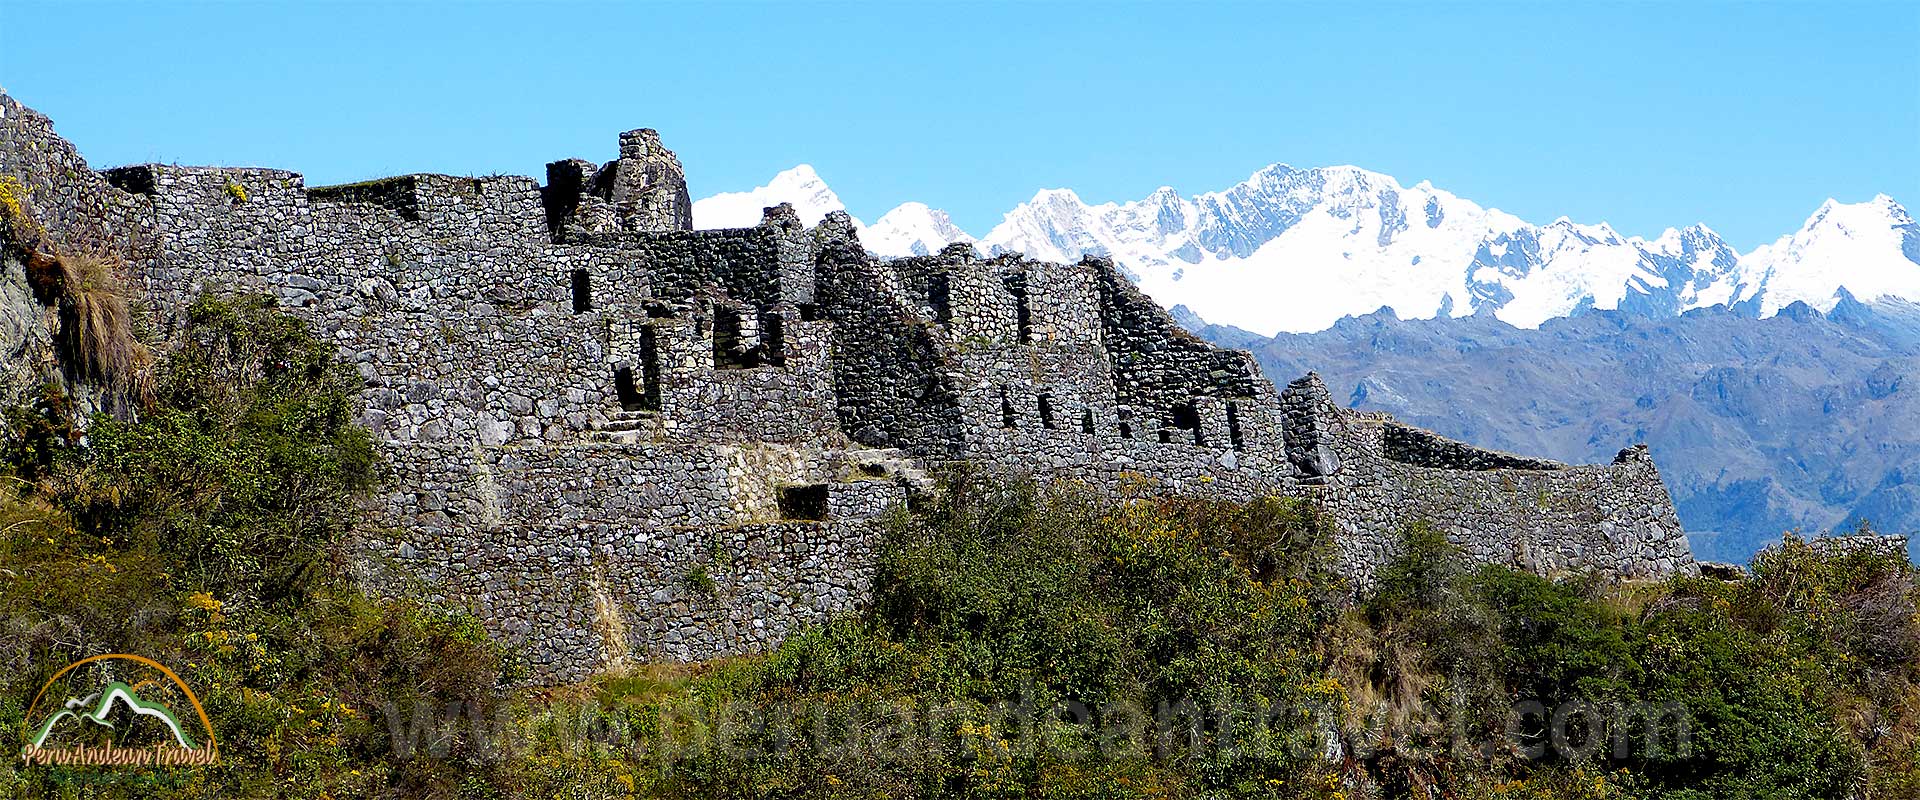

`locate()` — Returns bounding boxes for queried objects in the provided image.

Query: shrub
[644,476,1344,798]
[0,294,507,800]
[57,294,377,603]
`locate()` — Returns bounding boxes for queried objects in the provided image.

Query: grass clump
[0,174,152,406]
[46,250,151,404]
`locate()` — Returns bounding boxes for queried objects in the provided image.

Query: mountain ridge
[1206,301,1920,562]
[695,164,1916,337]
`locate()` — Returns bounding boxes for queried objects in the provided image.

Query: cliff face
[0,90,1695,681]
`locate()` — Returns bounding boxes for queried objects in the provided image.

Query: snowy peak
[693,164,850,229]
[1735,195,1920,316]
[693,165,1913,337]
[866,202,974,257]
[689,164,978,258]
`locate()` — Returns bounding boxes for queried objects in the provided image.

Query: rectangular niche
[1170,401,1204,447]
[713,306,768,369]
[778,484,829,521]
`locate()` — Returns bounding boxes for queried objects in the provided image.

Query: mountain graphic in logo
[20,654,220,768]
[29,681,198,751]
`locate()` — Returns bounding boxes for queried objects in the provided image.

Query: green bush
[0,295,508,800]
[636,475,1346,798]
[1335,524,1920,799]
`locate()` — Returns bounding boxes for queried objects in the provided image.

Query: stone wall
[0,89,1698,683]
[1284,373,1692,582]
[1801,532,1912,560]
[1380,422,1570,472]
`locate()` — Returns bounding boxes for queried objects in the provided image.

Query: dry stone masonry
[0,91,1697,681]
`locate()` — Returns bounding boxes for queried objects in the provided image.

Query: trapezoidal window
[1226,402,1245,450]
[999,387,1017,428]
[1080,407,1096,435]
[1118,408,1134,439]
[570,269,592,313]
[1015,290,1033,342]
[1037,393,1056,429]
[778,484,829,521]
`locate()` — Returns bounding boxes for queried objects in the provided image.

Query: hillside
[1196,300,1920,563]
[4,341,1917,796]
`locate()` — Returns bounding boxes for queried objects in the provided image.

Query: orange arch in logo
[22,654,219,759]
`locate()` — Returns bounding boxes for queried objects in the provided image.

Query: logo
[18,654,219,768]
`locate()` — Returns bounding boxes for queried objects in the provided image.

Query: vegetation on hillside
[0,296,1914,799]
[0,295,513,799]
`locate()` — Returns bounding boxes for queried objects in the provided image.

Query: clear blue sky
[2,1,1914,249]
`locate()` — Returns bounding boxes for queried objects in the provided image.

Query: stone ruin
[0,92,1696,681]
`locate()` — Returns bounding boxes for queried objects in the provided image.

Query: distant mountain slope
[697,166,1918,337]
[1195,299,1920,562]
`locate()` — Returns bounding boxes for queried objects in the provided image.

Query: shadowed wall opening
[571,269,592,312]
[713,306,768,369]
[778,484,829,521]
[614,366,646,411]
[1171,402,1203,446]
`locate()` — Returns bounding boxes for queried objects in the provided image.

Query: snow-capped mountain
[691,166,975,258]
[864,202,974,257]
[693,165,850,229]
[1731,195,1920,318]
[695,165,1918,337]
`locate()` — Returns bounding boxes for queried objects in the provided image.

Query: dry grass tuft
[0,175,152,408]
[1328,613,1437,739]
[48,251,151,395]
